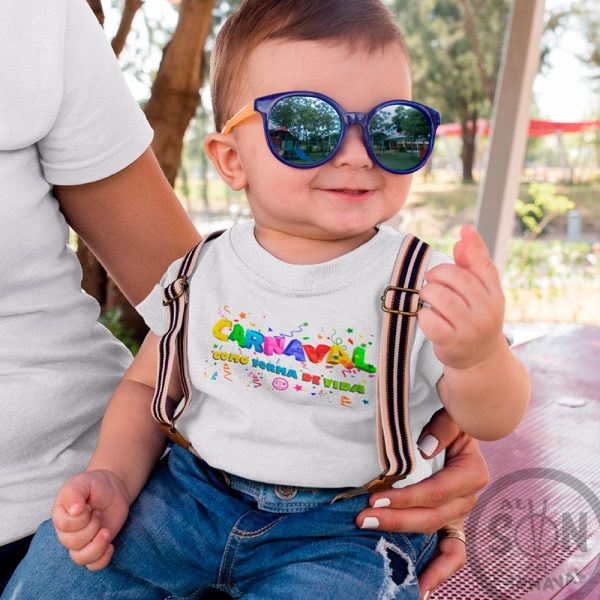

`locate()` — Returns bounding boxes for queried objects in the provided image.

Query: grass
[406,179,600,239]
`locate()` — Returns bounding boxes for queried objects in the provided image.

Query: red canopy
[437,119,600,138]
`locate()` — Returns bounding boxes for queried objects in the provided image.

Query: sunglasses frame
[222,90,441,175]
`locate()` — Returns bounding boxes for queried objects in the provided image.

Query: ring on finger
[437,527,466,545]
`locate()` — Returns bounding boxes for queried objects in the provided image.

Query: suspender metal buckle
[162,276,189,306]
[329,472,408,503]
[365,472,407,494]
[380,286,422,316]
[158,422,193,451]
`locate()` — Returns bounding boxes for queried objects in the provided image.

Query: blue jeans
[3,445,436,599]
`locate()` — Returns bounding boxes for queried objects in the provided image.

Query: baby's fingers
[86,543,115,572]
[52,502,92,534]
[68,527,113,568]
[58,478,91,515]
[417,305,454,346]
[53,475,94,532]
[56,510,102,551]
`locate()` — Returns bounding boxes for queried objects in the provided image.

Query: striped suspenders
[152,231,224,454]
[332,235,432,501]
[151,232,432,496]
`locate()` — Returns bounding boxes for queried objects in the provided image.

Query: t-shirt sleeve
[134,256,186,336]
[38,0,153,185]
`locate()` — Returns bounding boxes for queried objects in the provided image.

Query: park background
[79,0,599,352]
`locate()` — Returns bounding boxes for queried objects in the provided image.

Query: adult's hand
[355,409,489,599]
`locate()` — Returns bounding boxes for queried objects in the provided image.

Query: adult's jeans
[3,444,436,599]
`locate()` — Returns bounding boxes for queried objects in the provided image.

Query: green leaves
[516,182,575,238]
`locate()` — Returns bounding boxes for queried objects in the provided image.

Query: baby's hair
[210,0,409,132]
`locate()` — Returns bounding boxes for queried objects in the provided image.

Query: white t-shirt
[0,0,153,544]
[137,221,449,488]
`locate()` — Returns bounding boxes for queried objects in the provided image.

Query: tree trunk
[459,0,496,106]
[460,106,478,182]
[144,0,216,186]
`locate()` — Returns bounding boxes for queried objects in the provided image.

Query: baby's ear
[204,133,247,191]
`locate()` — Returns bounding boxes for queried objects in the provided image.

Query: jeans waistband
[215,468,368,513]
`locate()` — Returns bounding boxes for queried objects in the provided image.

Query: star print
[362,399,370,405]
[294,385,303,391]
[361,343,367,348]
[239,312,247,319]
[347,328,353,333]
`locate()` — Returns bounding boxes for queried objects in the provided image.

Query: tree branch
[111,0,144,58]
[459,0,496,106]
[86,0,105,27]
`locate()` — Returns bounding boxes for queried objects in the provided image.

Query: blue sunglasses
[222,91,441,174]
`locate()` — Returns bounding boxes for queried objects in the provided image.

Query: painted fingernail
[418,434,439,457]
[361,517,380,529]
[373,497,391,508]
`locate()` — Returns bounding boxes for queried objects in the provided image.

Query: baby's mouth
[325,188,374,197]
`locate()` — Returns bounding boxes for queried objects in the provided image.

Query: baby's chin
[251,220,379,260]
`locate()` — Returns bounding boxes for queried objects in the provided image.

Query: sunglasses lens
[267,96,342,166]
[369,104,432,173]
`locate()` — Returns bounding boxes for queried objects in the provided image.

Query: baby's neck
[253,225,378,265]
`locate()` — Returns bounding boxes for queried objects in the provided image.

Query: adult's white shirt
[0,0,152,544]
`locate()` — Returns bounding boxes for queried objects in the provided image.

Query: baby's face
[229,39,414,243]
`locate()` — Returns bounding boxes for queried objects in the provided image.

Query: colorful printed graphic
[204,307,377,407]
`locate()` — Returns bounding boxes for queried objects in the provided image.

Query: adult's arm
[55,147,201,306]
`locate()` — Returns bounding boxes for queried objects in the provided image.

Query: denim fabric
[0,535,34,595]
[3,445,436,600]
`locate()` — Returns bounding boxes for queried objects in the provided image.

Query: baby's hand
[418,225,505,370]
[52,470,131,571]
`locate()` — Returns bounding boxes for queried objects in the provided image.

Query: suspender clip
[158,422,194,452]
[162,276,189,306]
[365,472,407,494]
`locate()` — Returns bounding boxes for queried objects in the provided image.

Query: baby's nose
[331,125,373,170]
